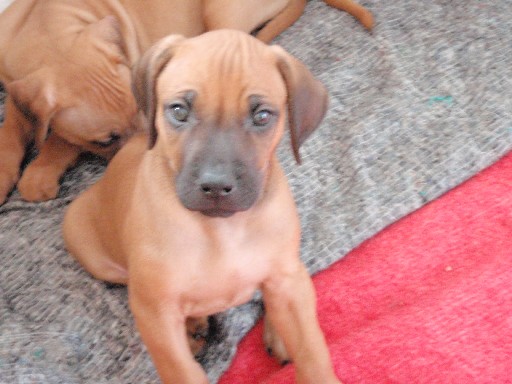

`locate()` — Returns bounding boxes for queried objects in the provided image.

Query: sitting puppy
[63,30,341,383]
[0,0,372,205]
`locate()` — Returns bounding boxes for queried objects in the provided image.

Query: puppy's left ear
[132,35,185,148]
[272,46,328,164]
[7,69,58,148]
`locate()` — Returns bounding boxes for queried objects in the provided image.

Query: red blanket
[220,151,512,384]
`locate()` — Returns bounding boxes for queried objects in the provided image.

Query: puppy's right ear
[132,35,185,149]
[271,45,328,164]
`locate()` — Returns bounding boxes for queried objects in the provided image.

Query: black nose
[199,172,235,198]
[201,183,233,197]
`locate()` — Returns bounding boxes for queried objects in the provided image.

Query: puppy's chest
[184,259,265,317]
[176,234,277,317]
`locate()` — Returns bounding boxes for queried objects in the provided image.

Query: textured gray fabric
[1,1,511,383]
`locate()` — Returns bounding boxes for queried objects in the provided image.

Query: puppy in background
[63,30,341,383]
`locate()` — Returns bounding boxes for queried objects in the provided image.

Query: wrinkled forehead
[156,35,287,107]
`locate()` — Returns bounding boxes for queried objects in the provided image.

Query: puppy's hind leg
[253,0,307,43]
[203,0,305,43]
[63,195,128,285]
[186,316,212,356]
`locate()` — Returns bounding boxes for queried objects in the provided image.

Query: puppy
[63,30,341,383]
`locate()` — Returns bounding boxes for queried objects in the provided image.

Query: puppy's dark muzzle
[177,162,262,218]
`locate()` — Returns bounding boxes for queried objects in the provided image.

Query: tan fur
[63,30,341,383]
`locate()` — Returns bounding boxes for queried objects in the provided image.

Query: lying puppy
[63,30,341,383]
[0,0,372,206]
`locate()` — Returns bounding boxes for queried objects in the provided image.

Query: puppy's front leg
[129,281,208,384]
[17,133,80,202]
[0,96,31,205]
[262,263,341,384]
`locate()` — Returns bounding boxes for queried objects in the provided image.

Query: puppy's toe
[186,316,210,356]
[263,316,290,365]
[17,168,59,202]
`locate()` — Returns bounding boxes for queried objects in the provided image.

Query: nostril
[200,182,234,197]
[201,185,212,195]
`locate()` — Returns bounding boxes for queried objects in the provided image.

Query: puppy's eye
[92,133,121,148]
[165,103,190,126]
[252,108,274,127]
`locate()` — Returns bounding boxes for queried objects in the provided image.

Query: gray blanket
[1,1,511,383]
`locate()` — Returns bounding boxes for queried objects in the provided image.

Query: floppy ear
[271,45,328,164]
[132,35,186,148]
[85,16,139,64]
[7,69,58,148]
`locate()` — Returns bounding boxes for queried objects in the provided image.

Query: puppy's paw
[263,316,291,365]
[17,166,60,202]
[186,316,210,356]
[0,169,18,205]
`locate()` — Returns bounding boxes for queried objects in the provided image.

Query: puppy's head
[133,30,328,217]
[7,16,137,158]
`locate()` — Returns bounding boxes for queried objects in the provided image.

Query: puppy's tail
[323,0,374,30]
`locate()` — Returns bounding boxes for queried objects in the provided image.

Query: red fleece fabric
[220,151,512,384]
